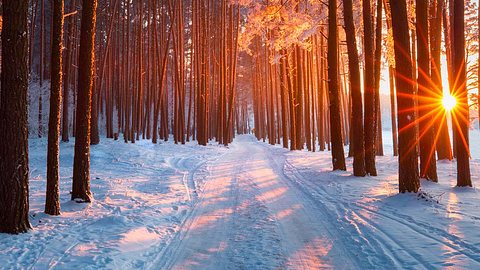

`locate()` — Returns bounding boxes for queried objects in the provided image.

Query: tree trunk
[318,33,326,151]
[363,0,377,176]
[328,0,346,171]
[452,0,472,187]
[72,0,98,202]
[343,0,366,176]
[287,52,297,150]
[295,46,303,150]
[389,66,399,156]
[389,0,420,193]
[374,0,384,156]
[0,0,32,233]
[416,0,438,182]
[39,0,45,138]
[433,0,453,160]
[280,50,289,149]
[62,0,76,142]
[90,74,100,144]
[46,0,64,216]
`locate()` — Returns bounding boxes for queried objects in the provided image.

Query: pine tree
[72,0,98,202]
[452,0,472,187]
[431,0,452,161]
[62,0,77,143]
[416,0,438,181]
[328,0,346,171]
[0,0,32,233]
[374,0,384,156]
[363,0,378,176]
[343,0,366,176]
[389,0,420,193]
[39,0,45,138]
[45,0,64,215]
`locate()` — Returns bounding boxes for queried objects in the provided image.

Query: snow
[1,131,480,269]
[0,138,226,269]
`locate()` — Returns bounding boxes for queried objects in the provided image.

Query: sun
[442,94,457,111]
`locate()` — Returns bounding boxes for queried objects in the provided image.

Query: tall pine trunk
[343,0,365,176]
[452,0,472,187]
[389,0,420,193]
[374,0,384,156]
[416,0,438,182]
[62,0,77,142]
[279,50,289,149]
[389,67,399,156]
[432,0,452,160]
[39,0,45,138]
[0,0,32,233]
[363,0,377,176]
[72,0,98,202]
[46,0,64,215]
[328,0,346,171]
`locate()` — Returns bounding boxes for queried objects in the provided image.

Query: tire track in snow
[166,154,212,202]
[281,158,434,269]
[159,136,362,269]
[350,201,480,263]
[226,152,286,269]
[281,156,480,268]
[264,150,381,269]
[158,142,287,269]
[146,152,229,270]
[306,169,480,264]
[256,143,364,269]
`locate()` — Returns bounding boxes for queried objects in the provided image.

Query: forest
[1,0,480,269]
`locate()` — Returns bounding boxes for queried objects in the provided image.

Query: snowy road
[159,135,480,270]
[2,134,480,269]
[158,135,356,269]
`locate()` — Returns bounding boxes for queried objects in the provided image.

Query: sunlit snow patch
[118,227,160,253]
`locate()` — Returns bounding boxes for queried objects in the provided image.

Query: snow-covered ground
[1,132,480,269]
[0,138,227,269]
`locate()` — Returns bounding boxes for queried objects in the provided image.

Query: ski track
[2,135,480,269]
[0,139,226,270]
[160,136,360,269]
[159,135,480,269]
[279,149,480,270]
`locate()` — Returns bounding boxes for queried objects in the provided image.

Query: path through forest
[156,135,480,270]
[157,135,355,269]
[2,135,480,269]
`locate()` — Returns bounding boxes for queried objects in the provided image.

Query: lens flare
[442,94,456,111]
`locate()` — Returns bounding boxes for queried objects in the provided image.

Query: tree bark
[46,0,64,215]
[62,0,76,142]
[0,0,32,233]
[328,0,346,171]
[389,66,398,156]
[433,0,453,160]
[343,0,366,176]
[363,0,377,176]
[72,0,98,202]
[279,50,289,149]
[374,0,384,156]
[295,46,303,150]
[416,0,438,182]
[389,0,420,193]
[39,0,45,138]
[452,0,472,187]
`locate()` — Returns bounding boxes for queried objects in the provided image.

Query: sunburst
[442,94,457,112]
